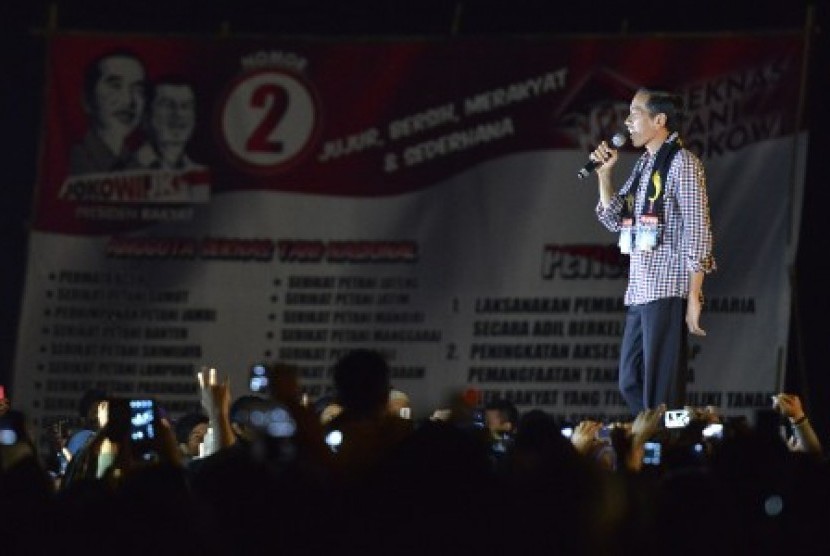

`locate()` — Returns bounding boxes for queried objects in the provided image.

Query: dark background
[1,0,828,438]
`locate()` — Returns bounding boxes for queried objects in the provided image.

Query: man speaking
[589,88,716,414]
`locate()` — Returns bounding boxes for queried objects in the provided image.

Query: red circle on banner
[215,68,323,175]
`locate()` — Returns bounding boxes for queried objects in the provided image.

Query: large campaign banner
[14,33,805,434]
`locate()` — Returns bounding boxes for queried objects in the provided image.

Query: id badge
[618,218,633,254]
[635,215,659,251]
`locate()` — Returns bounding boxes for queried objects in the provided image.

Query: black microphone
[576,132,627,179]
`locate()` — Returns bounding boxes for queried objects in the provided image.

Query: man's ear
[655,112,667,129]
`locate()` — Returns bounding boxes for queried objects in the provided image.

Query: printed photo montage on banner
[34,269,214,419]
[263,273,436,399]
[60,50,212,223]
[315,67,569,173]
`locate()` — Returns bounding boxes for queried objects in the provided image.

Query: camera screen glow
[664,409,690,428]
[250,376,268,392]
[702,423,723,438]
[265,408,296,437]
[267,421,296,438]
[0,429,17,445]
[325,430,343,451]
[130,399,155,441]
[643,442,661,465]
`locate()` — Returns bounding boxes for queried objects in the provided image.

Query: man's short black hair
[174,411,209,445]
[82,49,144,106]
[639,87,685,133]
[147,75,194,108]
[332,349,391,415]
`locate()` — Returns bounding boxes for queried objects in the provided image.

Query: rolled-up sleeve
[676,152,716,273]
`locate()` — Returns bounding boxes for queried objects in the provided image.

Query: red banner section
[37,35,803,234]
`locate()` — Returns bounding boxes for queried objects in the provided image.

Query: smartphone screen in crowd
[129,398,156,443]
[128,398,157,460]
[642,441,662,466]
[702,422,724,439]
[249,364,268,393]
[664,409,691,429]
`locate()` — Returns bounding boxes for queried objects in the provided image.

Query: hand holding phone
[129,399,156,441]
[596,424,613,440]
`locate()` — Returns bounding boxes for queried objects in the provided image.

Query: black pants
[618,297,688,413]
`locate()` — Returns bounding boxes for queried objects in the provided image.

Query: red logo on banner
[217,68,322,175]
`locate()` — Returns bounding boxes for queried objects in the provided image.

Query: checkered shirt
[596,147,716,306]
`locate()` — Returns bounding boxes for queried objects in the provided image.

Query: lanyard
[619,133,682,220]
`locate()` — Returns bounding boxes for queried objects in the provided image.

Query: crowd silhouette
[1,348,828,555]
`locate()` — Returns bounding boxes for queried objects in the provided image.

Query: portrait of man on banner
[136,76,211,202]
[65,50,211,205]
[69,49,147,176]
